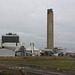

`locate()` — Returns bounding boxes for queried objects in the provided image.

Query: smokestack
[47,9,54,49]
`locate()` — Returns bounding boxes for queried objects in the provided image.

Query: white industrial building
[26,43,40,56]
[0,33,40,57]
[2,33,20,50]
[0,33,25,56]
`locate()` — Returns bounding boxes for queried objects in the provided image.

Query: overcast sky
[0,0,75,50]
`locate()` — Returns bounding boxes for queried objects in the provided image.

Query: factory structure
[0,33,40,56]
[0,9,75,57]
[40,9,54,56]
[0,33,74,57]
[0,33,23,56]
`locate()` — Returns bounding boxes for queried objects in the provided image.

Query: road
[0,63,75,75]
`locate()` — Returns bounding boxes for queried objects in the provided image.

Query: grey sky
[0,0,75,49]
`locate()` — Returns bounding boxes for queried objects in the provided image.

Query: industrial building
[26,43,40,56]
[0,33,25,56]
[0,33,40,56]
[2,33,20,50]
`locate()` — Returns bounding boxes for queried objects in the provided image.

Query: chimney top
[48,9,53,11]
[47,9,53,14]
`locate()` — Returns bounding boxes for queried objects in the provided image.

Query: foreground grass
[0,56,75,70]
[0,70,21,75]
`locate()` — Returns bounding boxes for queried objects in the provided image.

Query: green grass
[0,56,75,70]
[0,70,21,75]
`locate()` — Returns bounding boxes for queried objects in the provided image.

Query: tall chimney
[47,9,54,49]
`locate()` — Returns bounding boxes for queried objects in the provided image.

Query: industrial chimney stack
[47,9,54,49]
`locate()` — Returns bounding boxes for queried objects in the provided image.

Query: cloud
[0,0,75,49]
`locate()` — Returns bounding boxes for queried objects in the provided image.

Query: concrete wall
[0,49,15,56]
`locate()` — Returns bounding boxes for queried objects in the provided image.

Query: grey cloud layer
[0,0,75,49]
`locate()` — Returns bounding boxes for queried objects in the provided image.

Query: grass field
[0,56,75,70]
[0,70,39,75]
[0,70,21,75]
